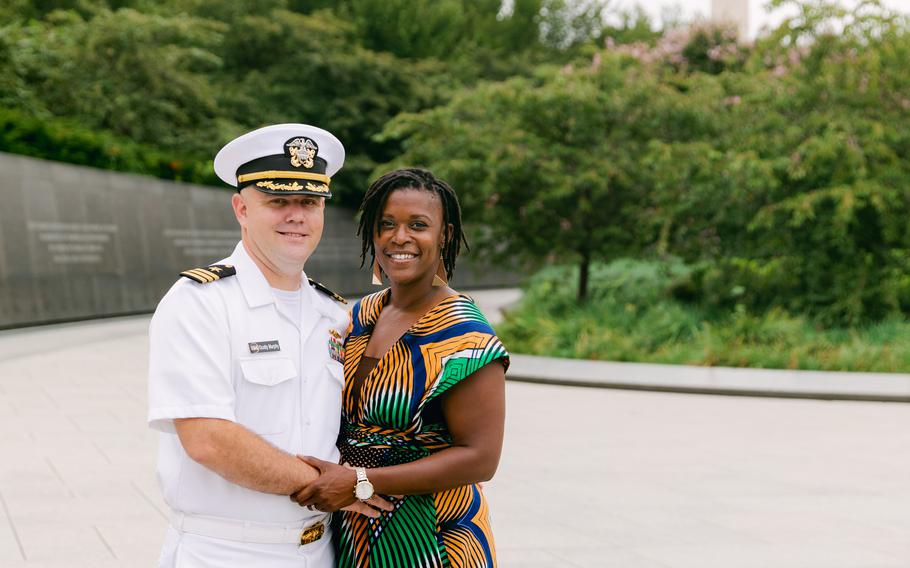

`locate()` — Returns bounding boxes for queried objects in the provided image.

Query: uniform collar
[308,280,345,320]
[226,241,345,318]
[229,241,346,321]
[229,241,303,309]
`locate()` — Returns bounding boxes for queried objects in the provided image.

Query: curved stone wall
[0,153,516,328]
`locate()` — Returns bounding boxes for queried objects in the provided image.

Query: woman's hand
[290,456,394,516]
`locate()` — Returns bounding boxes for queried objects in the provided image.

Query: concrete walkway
[0,294,908,566]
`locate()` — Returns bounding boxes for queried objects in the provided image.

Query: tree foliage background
[0,0,625,200]
[2,0,910,327]
[381,0,910,325]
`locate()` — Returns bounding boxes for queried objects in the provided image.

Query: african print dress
[336,290,509,568]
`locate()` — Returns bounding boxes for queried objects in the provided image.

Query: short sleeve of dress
[147,281,235,433]
[345,306,355,338]
[423,299,510,402]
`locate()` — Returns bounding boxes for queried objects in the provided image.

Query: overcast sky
[613,0,910,39]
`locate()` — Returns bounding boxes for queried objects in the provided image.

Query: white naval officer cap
[213,123,345,199]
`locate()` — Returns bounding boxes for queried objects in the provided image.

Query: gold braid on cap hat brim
[236,170,331,184]
[255,180,330,193]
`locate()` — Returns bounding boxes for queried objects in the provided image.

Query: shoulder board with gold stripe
[308,278,347,304]
[179,264,236,284]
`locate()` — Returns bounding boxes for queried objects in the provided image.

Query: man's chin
[275,235,313,249]
[277,250,316,270]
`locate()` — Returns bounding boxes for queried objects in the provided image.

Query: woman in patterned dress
[292,168,509,567]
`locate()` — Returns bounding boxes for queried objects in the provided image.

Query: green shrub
[0,107,218,185]
[499,258,910,372]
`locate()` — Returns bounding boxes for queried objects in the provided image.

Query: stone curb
[507,353,910,402]
[3,313,908,402]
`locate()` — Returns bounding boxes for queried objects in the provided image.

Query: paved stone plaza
[0,311,908,567]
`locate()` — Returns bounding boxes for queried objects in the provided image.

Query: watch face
[355,481,374,501]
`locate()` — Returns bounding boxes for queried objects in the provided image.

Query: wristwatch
[354,467,374,501]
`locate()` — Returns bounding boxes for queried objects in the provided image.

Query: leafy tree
[601,6,663,46]
[736,0,910,324]
[326,0,606,59]
[0,0,620,207]
[380,54,691,300]
[6,8,225,155]
[381,3,910,325]
[0,107,216,182]
[214,8,439,205]
[0,2,440,203]
[304,0,612,82]
[624,1,910,324]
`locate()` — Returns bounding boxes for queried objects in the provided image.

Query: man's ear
[231,191,247,228]
[445,223,454,244]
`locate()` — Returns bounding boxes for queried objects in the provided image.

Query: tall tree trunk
[577,248,591,302]
[576,186,593,302]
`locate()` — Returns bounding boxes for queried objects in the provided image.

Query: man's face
[232,188,325,277]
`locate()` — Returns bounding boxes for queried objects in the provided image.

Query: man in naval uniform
[147,124,388,567]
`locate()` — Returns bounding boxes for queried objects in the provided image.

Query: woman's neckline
[377,289,463,330]
[361,291,465,360]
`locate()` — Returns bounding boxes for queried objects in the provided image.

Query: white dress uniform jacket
[148,241,348,567]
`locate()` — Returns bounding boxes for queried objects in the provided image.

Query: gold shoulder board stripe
[194,268,220,282]
[180,264,236,284]
[308,278,347,304]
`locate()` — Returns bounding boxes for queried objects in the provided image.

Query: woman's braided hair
[357,168,468,281]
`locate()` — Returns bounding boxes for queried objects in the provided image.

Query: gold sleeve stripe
[237,170,331,184]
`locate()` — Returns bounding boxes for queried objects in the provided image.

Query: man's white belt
[170,511,329,545]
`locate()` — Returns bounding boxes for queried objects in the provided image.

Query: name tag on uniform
[249,340,280,354]
[328,329,345,363]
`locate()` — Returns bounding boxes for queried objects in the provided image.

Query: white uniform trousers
[157,526,333,568]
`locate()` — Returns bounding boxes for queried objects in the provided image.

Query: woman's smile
[386,251,418,262]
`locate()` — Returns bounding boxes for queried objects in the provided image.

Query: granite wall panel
[0,152,517,327]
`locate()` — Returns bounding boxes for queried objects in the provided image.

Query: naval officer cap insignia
[213,123,344,199]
